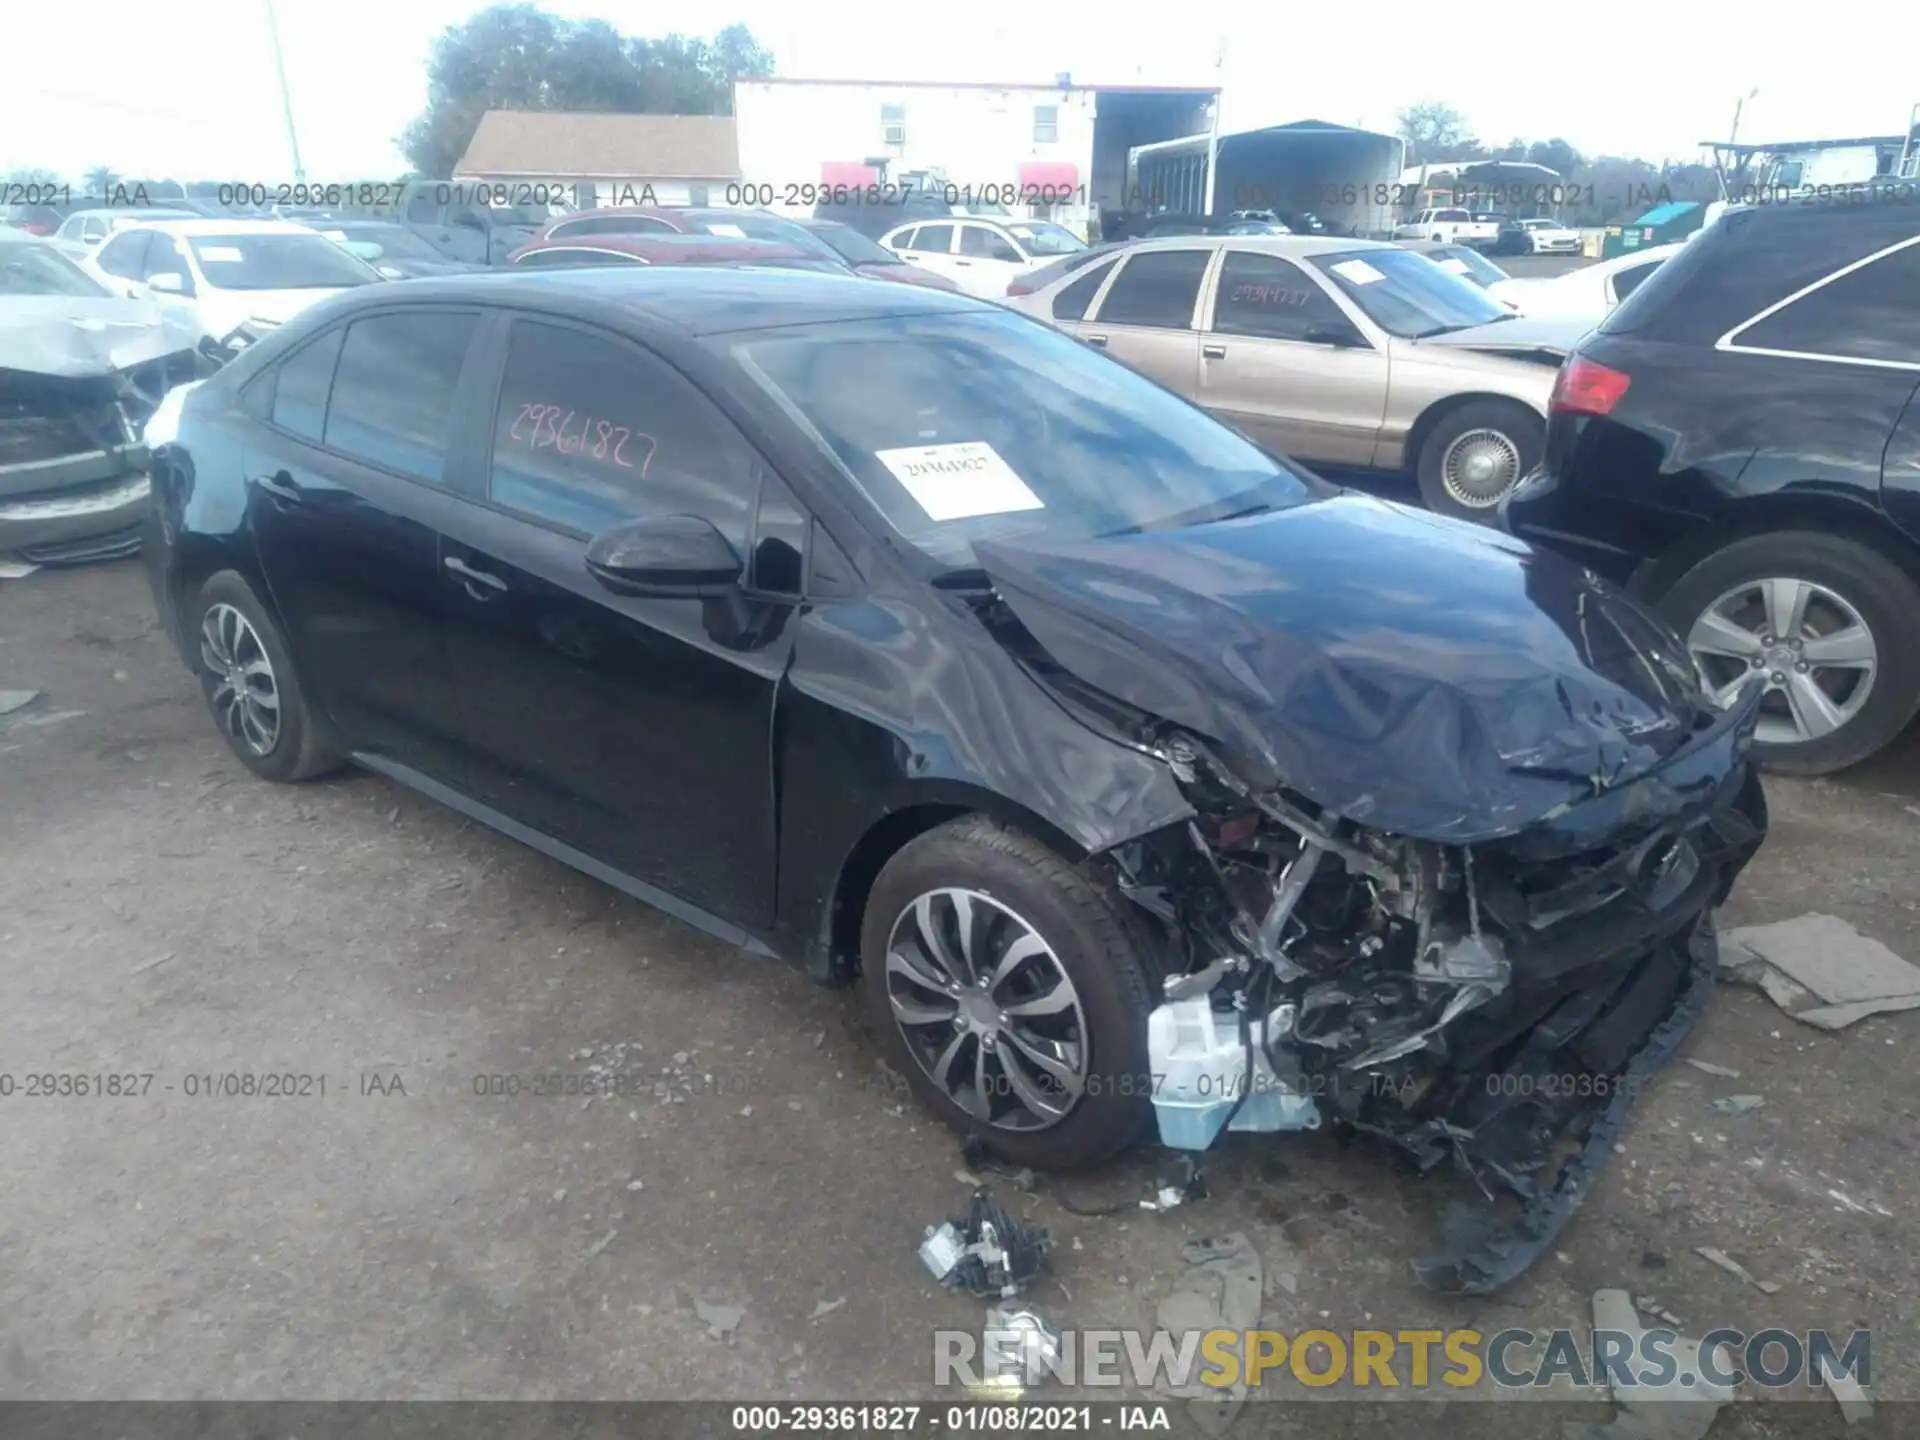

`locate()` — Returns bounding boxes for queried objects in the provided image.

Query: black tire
[1414,398,1543,522]
[860,816,1157,1171]
[1654,532,1920,775]
[190,570,342,783]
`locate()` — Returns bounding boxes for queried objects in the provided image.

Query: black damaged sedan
[144,268,1766,1291]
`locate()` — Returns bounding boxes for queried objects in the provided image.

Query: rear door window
[1731,237,1920,367]
[269,328,345,442]
[1051,257,1119,320]
[1610,257,1662,302]
[322,311,478,484]
[1210,251,1346,340]
[908,223,954,253]
[1092,249,1209,329]
[487,319,759,543]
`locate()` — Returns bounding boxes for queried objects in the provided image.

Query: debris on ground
[1682,1058,1741,1078]
[1817,1352,1876,1425]
[0,557,38,580]
[1140,1157,1211,1212]
[1640,1252,1667,1270]
[583,1227,617,1259]
[809,1296,846,1320]
[1707,1094,1764,1114]
[1632,1295,1684,1328]
[1721,914,1920,1029]
[957,1136,1038,1192]
[693,1297,746,1343]
[1694,1245,1781,1294]
[0,690,41,716]
[1569,1289,1731,1440]
[1154,1234,1263,1437]
[918,1187,1051,1299]
[981,1305,1061,1390]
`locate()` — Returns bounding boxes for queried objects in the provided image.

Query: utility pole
[1201,37,1224,216]
[265,0,306,182]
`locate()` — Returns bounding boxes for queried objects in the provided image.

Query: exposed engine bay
[1101,729,1765,1292]
[958,534,1770,1294]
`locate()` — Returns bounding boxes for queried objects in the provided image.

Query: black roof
[317,264,983,337]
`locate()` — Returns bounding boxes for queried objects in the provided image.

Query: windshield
[0,241,110,297]
[1310,248,1507,337]
[1005,221,1086,256]
[808,224,898,266]
[188,234,379,291]
[327,225,442,261]
[1426,246,1509,287]
[729,310,1315,568]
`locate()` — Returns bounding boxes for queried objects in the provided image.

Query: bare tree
[1396,101,1469,166]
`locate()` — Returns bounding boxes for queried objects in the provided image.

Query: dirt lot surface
[2,558,1915,1431]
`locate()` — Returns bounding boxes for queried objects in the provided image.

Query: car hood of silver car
[0,296,202,379]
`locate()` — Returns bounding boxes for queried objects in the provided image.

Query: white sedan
[877,216,1086,298]
[1511,217,1582,254]
[1486,242,1683,325]
[81,218,382,351]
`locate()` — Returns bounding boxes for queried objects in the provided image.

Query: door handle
[1083,334,1108,349]
[1203,343,1228,359]
[952,259,972,267]
[256,472,303,504]
[444,555,508,594]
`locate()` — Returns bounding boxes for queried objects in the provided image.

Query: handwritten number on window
[506,401,653,473]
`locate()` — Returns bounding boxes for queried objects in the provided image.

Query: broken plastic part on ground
[919,1187,1051,1299]
[980,1306,1061,1390]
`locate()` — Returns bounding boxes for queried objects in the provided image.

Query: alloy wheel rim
[199,603,281,756]
[884,888,1088,1132]
[1686,577,1877,746]
[1439,428,1523,507]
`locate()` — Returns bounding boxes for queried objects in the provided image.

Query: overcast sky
[5,0,1912,181]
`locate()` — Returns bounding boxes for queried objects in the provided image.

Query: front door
[247,309,482,779]
[435,315,795,929]
[1080,248,1210,397]
[1196,249,1390,465]
[952,223,1027,298]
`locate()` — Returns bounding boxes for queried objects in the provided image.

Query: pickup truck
[1393,208,1500,249]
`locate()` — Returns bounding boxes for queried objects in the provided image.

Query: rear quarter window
[1731,235,1920,367]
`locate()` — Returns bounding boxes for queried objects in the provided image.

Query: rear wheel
[1660,532,1920,774]
[191,570,342,783]
[860,816,1157,1170]
[1415,399,1542,521]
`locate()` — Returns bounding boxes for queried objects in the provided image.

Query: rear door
[247,307,482,779]
[1196,248,1390,463]
[434,313,798,928]
[1080,248,1210,397]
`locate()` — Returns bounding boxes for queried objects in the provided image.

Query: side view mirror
[145,271,187,293]
[585,514,741,598]
[1304,320,1364,348]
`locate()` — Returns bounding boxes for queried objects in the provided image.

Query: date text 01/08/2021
[0,1072,405,1097]
[728,1404,1169,1432]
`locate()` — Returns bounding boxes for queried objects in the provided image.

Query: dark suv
[1504,200,1920,773]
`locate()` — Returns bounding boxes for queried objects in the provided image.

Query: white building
[732,77,1218,236]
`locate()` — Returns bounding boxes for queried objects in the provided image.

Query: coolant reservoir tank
[1147,996,1320,1151]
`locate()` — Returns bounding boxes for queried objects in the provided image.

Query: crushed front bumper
[0,449,151,562]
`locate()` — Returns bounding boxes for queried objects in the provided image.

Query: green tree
[5,166,63,188]
[1396,101,1470,166]
[400,3,775,178]
[83,166,121,194]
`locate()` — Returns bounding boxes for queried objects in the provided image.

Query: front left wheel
[860,816,1158,1170]
[192,570,342,783]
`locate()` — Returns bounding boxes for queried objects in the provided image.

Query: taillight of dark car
[1550,356,1631,417]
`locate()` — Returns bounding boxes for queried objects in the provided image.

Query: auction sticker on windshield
[1329,259,1384,285]
[197,246,245,263]
[875,441,1044,521]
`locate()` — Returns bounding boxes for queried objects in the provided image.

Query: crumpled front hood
[0,297,200,378]
[977,494,1719,843]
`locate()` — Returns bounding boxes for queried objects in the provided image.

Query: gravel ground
[2,557,1915,1428]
